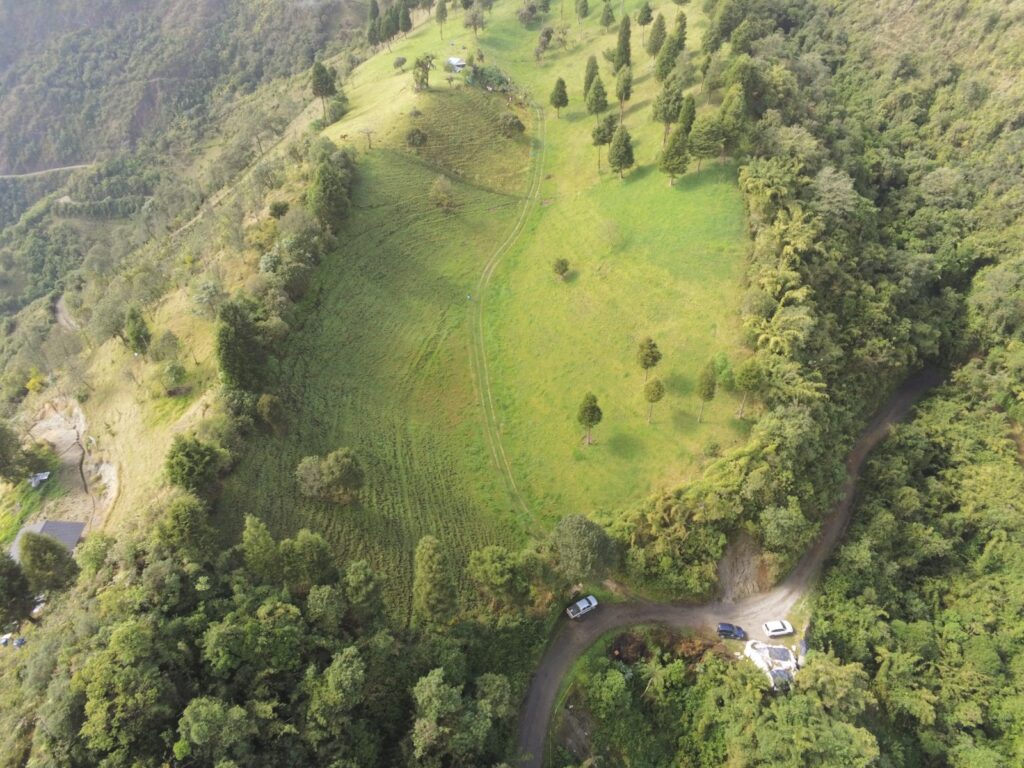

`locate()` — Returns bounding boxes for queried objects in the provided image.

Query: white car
[566,595,599,619]
[762,620,794,638]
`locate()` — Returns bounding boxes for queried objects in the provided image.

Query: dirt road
[515,367,944,767]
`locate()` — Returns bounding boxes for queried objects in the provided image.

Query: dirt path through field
[515,367,944,767]
[467,103,547,519]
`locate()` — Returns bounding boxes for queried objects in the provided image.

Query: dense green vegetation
[1,0,1024,765]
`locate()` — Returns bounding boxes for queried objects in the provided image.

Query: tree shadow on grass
[673,163,739,192]
[672,408,699,435]
[664,372,692,396]
[562,269,580,284]
[622,164,656,184]
[606,430,644,459]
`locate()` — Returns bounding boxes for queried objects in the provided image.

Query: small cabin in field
[10,519,86,563]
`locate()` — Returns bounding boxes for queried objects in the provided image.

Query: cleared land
[220,0,749,620]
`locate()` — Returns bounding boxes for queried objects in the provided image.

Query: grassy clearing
[222,87,533,625]
[218,0,749,619]
[473,2,750,521]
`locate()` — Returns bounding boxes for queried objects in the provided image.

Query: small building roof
[10,520,85,563]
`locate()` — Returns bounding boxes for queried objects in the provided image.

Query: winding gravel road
[515,367,944,767]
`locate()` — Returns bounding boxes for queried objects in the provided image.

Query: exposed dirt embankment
[27,397,118,530]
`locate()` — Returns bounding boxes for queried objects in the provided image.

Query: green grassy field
[221,87,534,624]
[476,2,751,521]
[220,0,749,620]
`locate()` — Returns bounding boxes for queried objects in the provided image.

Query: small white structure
[28,471,51,489]
[446,56,466,72]
[744,640,798,690]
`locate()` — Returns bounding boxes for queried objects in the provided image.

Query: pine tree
[583,54,599,97]
[585,75,609,114]
[399,2,413,35]
[688,113,722,171]
[646,13,666,57]
[651,75,684,147]
[600,1,615,32]
[637,2,653,45]
[577,393,603,445]
[654,28,683,82]
[576,0,589,39]
[412,535,455,626]
[675,9,687,44]
[608,124,634,178]
[679,93,696,136]
[615,65,632,121]
[615,15,631,71]
[637,337,662,380]
[644,378,665,423]
[591,113,617,170]
[550,77,569,117]
[436,0,448,37]
[369,0,380,23]
[660,123,690,185]
[311,61,337,121]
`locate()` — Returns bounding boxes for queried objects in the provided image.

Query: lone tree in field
[296,448,365,503]
[646,13,666,57]
[644,377,665,423]
[20,531,79,593]
[583,54,599,97]
[550,77,569,117]
[615,65,632,121]
[412,54,436,91]
[576,0,589,39]
[586,76,609,114]
[637,336,662,381]
[121,305,151,355]
[600,1,615,32]
[636,2,653,44]
[436,0,448,37]
[311,62,337,121]
[607,124,635,178]
[734,357,764,418]
[577,392,603,445]
[0,553,33,626]
[689,113,723,171]
[591,113,616,170]
[412,535,456,626]
[553,258,570,279]
[697,359,717,423]
[660,122,690,185]
[614,15,631,71]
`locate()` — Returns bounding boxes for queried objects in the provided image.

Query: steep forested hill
[0,0,363,173]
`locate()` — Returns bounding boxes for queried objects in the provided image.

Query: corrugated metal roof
[10,520,85,562]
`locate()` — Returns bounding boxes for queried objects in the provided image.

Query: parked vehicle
[762,620,795,638]
[566,595,599,619]
[716,622,747,640]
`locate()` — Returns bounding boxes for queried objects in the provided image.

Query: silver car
[566,595,599,619]
[762,620,795,638]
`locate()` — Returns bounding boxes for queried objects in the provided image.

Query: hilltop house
[10,519,85,563]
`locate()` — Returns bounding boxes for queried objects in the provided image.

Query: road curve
[515,366,944,767]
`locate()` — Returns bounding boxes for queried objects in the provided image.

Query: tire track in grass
[468,103,547,520]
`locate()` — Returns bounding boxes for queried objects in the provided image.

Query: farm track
[468,103,547,520]
[515,367,944,768]
[0,162,94,179]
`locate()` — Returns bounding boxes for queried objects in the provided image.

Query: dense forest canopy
[0,0,362,173]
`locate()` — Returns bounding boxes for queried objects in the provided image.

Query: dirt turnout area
[27,397,118,531]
